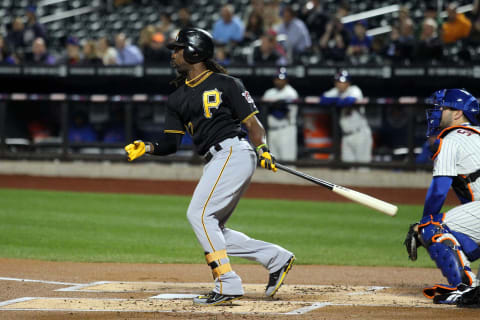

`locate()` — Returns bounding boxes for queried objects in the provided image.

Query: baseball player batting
[124,28,295,306]
[404,89,480,305]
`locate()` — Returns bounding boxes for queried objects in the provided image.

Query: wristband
[256,143,268,152]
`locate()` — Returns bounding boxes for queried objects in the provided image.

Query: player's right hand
[257,145,277,172]
[124,140,146,162]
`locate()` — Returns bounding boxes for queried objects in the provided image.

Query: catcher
[404,88,480,306]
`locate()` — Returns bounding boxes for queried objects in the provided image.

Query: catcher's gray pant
[444,201,480,285]
[444,201,480,243]
[186,136,293,295]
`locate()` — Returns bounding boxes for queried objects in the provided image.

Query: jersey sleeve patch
[242,91,255,104]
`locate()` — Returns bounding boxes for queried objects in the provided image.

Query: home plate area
[0,281,451,315]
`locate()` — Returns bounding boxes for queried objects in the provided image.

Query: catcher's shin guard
[450,230,480,262]
[420,215,476,286]
[426,238,475,286]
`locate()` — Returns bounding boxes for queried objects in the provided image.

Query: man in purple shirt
[115,33,144,65]
[276,6,311,62]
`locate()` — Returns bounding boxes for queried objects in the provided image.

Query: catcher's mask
[167,28,214,64]
[426,88,480,137]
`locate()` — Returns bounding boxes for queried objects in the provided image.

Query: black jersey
[164,71,259,155]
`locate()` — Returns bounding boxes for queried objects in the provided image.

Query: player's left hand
[124,140,147,161]
[257,146,277,172]
[404,223,421,261]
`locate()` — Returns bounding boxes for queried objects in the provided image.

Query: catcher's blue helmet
[426,89,479,137]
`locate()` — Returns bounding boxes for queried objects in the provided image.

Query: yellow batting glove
[124,140,147,162]
[257,144,277,172]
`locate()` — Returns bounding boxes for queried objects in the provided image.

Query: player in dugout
[404,89,480,307]
[124,28,295,306]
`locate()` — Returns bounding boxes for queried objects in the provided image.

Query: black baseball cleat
[265,255,295,297]
[193,291,242,306]
[457,286,480,308]
[433,283,474,305]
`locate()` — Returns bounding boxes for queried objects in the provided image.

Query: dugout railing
[0,93,431,170]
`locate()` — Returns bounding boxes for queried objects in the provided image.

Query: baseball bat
[275,163,398,217]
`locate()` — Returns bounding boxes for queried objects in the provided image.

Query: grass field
[0,188,458,268]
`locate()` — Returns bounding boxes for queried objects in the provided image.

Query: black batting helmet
[167,28,214,64]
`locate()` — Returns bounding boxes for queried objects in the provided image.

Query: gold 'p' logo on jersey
[202,89,222,119]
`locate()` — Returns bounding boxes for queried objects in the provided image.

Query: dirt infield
[0,174,460,205]
[0,258,478,319]
[0,174,472,319]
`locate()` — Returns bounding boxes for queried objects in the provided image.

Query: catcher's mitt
[404,223,421,261]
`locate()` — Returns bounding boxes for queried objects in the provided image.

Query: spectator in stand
[417,4,440,38]
[346,21,372,60]
[115,33,144,65]
[82,40,103,66]
[60,36,82,65]
[397,17,416,62]
[177,7,194,30]
[251,31,287,66]
[96,37,117,65]
[336,1,350,19]
[368,35,387,64]
[442,2,472,44]
[143,32,170,64]
[157,13,176,42]
[243,0,264,23]
[299,0,328,42]
[416,18,443,62]
[214,45,231,66]
[335,1,354,33]
[243,12,264,44]
[319,15,350,62]
[0,35,17,65]
[212,4,245,45]
[276,6,311,63]
[25,37,56,65]
[263,0,282,30]
[385,18,415,63]
[6,17,27,58]
[139,25,156,52]
[397,5,413,30]
[385,26,401,61]
[23,5,47,47]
